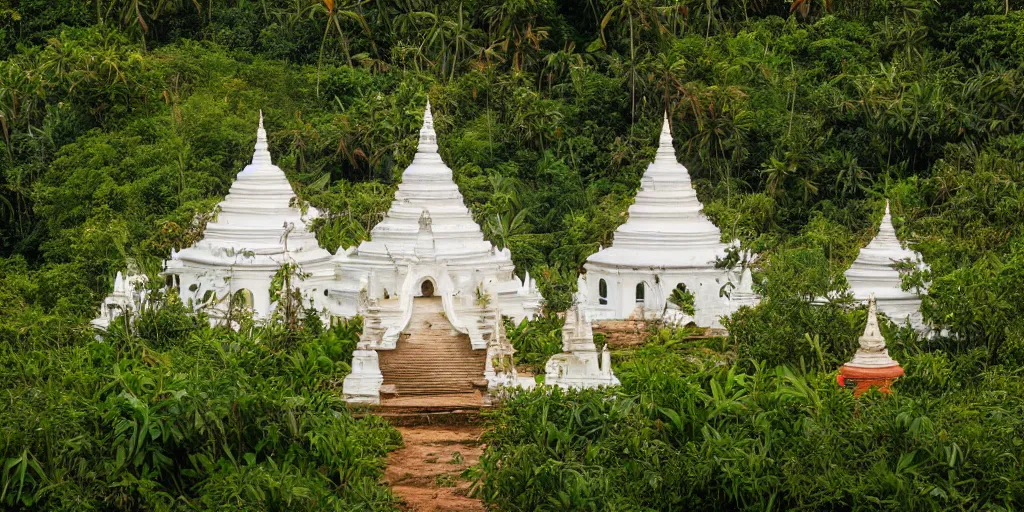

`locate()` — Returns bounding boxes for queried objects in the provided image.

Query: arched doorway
[233,289,254,309]
[420,279,435,297]
[598,278,608,305]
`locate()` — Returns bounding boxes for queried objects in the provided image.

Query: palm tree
[485,210,532,250]
[642,50,687,111]
[484,0,551,72]
[103,0,199,50]
[834,151,872,199]
[415,4,483,80]
[600,0,666,126]
[542,42,584,92]
[761,155,796,202]
[314,0,374,98]
[435,5,482,81]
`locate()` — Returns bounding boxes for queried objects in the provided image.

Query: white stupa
[91,271,148,332]
[544,305,619,389]
[844,200,927,331]
[160,112,335,321]
[335,102,542,403]
[576,113,756,328]
[846,294,900,369]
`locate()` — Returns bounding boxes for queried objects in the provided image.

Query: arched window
[233,289,254,310]
[420,280,435,297]
[669,283,695,314]
[635,282,645,303]
[598,279,608,305]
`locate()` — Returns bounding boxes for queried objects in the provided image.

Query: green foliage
[506,314,564,373]
[5,1,1024,509]
[667,283,695,316]
[0,307,398,510]
[477,346,1024,510]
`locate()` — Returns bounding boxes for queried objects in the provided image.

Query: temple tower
[336,102,542,403]
[844,201,927,332]
[576,113,757,328]
[837,294,905,395]
[160,113,335,322]
[91,271,148,331]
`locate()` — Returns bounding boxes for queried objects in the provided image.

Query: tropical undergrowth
[0,294,399,510]
[5,1,1024,510]
[476,337,1024,511]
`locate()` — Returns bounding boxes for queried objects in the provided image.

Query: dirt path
[385,424,487,512]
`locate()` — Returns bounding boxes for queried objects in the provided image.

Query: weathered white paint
[846,294,900,368]
[91,271,148,332]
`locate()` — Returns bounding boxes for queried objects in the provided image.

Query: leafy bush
[506,314,564,373]
[0,311,400,510]
[477,346,1024,510]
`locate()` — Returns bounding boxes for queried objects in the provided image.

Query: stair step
[376,298,487,398]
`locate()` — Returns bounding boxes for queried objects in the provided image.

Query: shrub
[477,346,1024,511]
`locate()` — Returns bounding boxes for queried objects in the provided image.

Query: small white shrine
[335,103,543,403]
[544,306,619,390]
[846,294,900,369]
[158,113,335,323]
[844,201,928,332]
[837,293,905,395]
[91,271,148,331]
[576,113,756,328]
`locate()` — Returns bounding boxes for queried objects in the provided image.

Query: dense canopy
[2,0,1024,509]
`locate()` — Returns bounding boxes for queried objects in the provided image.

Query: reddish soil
[385,425,487,512]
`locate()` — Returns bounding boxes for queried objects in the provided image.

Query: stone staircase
[593,319,650,347]
[378,298,487,397]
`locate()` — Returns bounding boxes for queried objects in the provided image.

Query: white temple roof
[338,102,512,268]
[172,112,332,268]
[586,113,729,269]
[845,201,923,301]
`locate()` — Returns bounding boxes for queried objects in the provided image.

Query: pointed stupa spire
[844,199,927,331]
[252,110,272,166]
[845,294,900,368]
[340,96,496,262]
[170,109,332,271]
[562,304,596,352]
[655,110,675,163]
[862,294,882,340]
[586,109,726,266]
[865,199,901,250]
[418,100,438,152]
[739,266,754,291]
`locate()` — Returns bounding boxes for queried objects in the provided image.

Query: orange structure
[837,294,904,396]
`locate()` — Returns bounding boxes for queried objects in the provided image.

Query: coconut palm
[314,0,374,97]
[600,0,666,125]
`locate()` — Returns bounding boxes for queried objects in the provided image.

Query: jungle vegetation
[2,0,1024,509]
